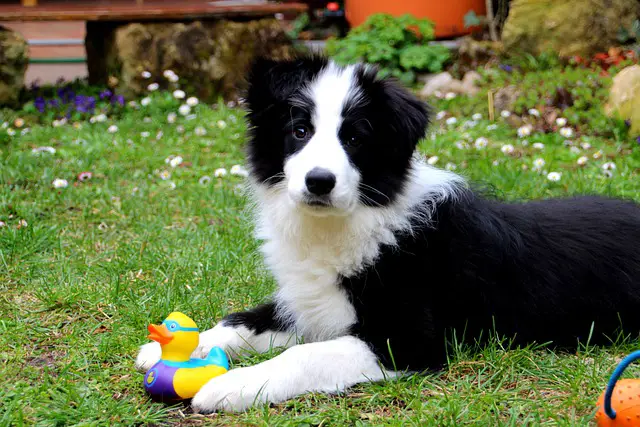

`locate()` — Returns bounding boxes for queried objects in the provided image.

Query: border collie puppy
[136,55,640,413]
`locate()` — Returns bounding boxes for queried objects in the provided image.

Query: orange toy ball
[596,379,640,427]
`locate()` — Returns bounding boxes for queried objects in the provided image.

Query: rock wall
[502,0,640,58]
[0,26,29,107]
[87,18,296,102]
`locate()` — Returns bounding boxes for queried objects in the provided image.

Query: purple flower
[29,80,41,92]
[48,99,60,108]
[499,64,513,73]
[34,97,46,113]
[113,95,125,106]
[637,136,640,145]
[99,90,113,100]
[625,119,632,127]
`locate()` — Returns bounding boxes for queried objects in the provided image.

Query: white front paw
[135,342,161,371]
[191,366,273,413]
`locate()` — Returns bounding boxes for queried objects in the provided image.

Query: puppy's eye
[293,126,309,140]
[345,135,362,148]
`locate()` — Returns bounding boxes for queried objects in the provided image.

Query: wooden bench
[0,0,307,94]
[1,1,307,22]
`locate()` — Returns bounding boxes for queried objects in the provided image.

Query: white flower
[602,170,613,178]
[577,156,588,166]
[445,162,457,171]
[593,150,603,159]
[167,112,177,124]
[521,139,529,146]
[6,128,16,136]
[1,122,8,129]
[229,115,238,123]
[32,146,56,154]
[546,172,562,182]
[436,111,447,120]
[177,125,185,134]
[108,125,118,133]
[141,97,151,107]
[18,219,28,228]
[167,181,177,190]
[186,97,199,107]
[140,131,150,138]
[556,117,567,127]
[501,144,515,155]
[474,137,488,149]
[167,74,179,83]
[194,126,207,136]
[230,165,249,177]
[141,70,152,79]
[178,105,191,116]
[214,168,228,178]
[486,124,498,131]
[533,158,546,171]
[559,127,574,138]
[528,108,540,117]
[52,178,68,188]
[445,117,457,126]
[199,175,211,185]
[517,124,532,138]
[147,83,159,91]
[156,131,164,140]
[95,114,107,122]
[169,155,183,168]
[159,170,171,180]
[21,128,30,136]
[501,110,511,118]
[455,141,469,149]
[532,142,545,150]
[173,90,186,99]
[143,117,152,123]
[0,221,5,228]
[580,142,592,150]
[492,160,501,166]
[128,100,139,108]
[445,92,456,100]
[602,162,616,171]
[163,70,176,79]
[427,156,439,165]
[52,120,63,127]
[569,146,581,154]
[217,120,227,129]
[472,113,482,121]
[462,120,478,129]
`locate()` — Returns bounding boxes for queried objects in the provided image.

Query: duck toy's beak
[147,323,173,345]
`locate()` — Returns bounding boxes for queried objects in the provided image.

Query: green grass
[1,66,640,426]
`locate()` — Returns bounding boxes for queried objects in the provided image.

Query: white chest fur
[250,161,463,342]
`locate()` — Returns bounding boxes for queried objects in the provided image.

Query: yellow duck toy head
[147,312,199,363]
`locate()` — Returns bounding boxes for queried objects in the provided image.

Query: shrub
[325,13,451,85]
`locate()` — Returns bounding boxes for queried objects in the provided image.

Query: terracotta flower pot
[345,0,487,39]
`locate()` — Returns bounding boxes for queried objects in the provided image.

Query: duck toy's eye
[168,322,177,330]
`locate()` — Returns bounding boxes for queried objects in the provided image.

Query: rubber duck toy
[143,312,229,402]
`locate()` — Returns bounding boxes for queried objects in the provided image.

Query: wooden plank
[21,0,38,6]
[0,1,307,22]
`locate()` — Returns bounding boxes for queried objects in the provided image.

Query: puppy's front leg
[191,335,394,413]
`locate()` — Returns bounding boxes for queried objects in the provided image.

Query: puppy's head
[244,55,429,216]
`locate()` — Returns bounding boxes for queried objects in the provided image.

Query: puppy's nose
[305,167,336,196]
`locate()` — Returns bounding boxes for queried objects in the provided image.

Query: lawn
[1,62,640,426]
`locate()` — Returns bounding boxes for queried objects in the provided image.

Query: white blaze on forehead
[305,63,361,130]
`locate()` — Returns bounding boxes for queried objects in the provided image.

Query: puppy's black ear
[245,54,329,114]
[381,79,430,148]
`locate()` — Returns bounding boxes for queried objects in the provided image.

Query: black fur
[345,191,640,371]
[222,302,291,334]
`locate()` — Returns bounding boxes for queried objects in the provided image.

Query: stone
[86,18,296,102]
[493,85,521,113]
[605,65,640,136]
[418,71,481,98]
[461,71,482,96]
[0,26,29,107]
[502,0,640,58]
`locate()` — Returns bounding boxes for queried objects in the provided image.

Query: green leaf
[464,10,482,28]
